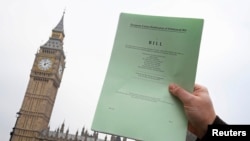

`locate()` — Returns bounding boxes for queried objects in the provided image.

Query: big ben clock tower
[10,13,66,141]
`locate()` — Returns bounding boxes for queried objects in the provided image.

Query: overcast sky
[1,0,250,140]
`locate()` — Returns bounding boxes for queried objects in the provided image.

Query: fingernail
[169,83,176,91]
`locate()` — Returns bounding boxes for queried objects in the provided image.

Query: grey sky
[1,0,250,140]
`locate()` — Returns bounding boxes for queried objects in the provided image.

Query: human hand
[168,83,216,139]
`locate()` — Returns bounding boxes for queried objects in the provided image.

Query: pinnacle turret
[41,12,65,49]
[53,12,64,36]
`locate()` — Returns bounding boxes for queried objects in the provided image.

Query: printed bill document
[91,12,204,141]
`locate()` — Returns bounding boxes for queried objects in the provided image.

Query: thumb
[169,83,193,104]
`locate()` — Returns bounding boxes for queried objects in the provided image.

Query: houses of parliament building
[9,13,195,141]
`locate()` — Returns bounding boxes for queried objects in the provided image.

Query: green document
[91,13,203,141]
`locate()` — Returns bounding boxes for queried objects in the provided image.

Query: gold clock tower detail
[10,13,66,141]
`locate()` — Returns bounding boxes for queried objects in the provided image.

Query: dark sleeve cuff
[195,116,226,141]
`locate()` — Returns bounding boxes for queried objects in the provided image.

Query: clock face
[38,58,52,71]
[58,64,63,75]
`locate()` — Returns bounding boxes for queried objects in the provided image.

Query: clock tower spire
[10,13,66,141]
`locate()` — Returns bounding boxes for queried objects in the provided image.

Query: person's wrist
[198,114,217,139]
